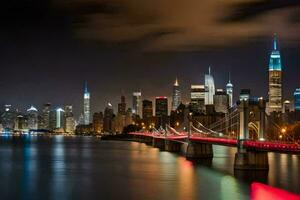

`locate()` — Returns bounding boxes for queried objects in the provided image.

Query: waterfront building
[83,81,91,125]
[41,103,51,130]
[103,103,114,133]
[268,33,283,113]
[205,67,215,105]
[93,112,103,134]
[64,105,75,134]
[1,105,16,132]
[14,115,28,132]
[171,78,181,111]
[190,85,205,114]
[55,108,65,129]
[155,97,168,129]
[27,106,38,130]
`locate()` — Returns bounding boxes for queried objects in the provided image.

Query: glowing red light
[251,182,300,200]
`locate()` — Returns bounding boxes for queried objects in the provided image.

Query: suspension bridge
[129,98,300,170]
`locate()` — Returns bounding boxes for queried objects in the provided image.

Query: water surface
[0,136,298,200]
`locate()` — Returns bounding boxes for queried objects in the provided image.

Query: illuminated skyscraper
[205,67,215,105]
[132,91,142,117]
[294,88,300,111]
[84,81,91,125]
[27,105,38,130]
[171,78,181,111]
[56,108,65,129]
[268,33,283,113]
[64,105,75,134]
[226,73,233,107]
[190,85,205,114]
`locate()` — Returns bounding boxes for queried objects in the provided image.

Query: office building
[132,91,142,117]
[205,67,215,105]
[268,33,283,113]
[171,78,181,111]
[190,85,205,114]
[27,106,38,130]
[83,81,91,125]
[213,89,229,113]
[155,97,168,128]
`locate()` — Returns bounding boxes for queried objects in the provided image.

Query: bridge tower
[235,98,268,170]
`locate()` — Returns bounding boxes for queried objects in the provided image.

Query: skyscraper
[27,106,38,130]
[42,103,51,130]
[205,67,215,105]
[213,89,229,113]
[294,88,300,111]
[226,73,233,107]
[132,91,142,117]
[64,105,75,134]
[268,33,283,113]
[103,103,114,133]
[142,100,153,119]
[84,81,91,125]
[155,97,168,129]
[118,95,126,115]
[171,78,181,111]
[190,85,205,114]
[56,108,65,129]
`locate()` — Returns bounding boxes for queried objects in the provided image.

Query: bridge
[129,98,300,171]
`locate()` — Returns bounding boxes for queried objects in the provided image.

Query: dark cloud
[222,0,300,22]
[52,0,300,51]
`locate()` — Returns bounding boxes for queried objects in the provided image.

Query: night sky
[0,0,300,118]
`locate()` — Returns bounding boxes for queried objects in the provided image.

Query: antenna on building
[273,33,278,51]
[84,81,88,93]
[174,77,179,86]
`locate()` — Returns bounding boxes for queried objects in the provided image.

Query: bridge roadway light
[281,128,286,134]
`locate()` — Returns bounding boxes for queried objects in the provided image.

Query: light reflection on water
[0,136,298,200]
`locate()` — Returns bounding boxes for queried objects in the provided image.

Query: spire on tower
[174,77,179,86]
[273,33,278,50]
[84,81,88,93]
[208,66,211,75]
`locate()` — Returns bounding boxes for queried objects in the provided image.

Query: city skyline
[1,1,300,118]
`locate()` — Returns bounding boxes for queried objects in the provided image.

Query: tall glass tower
[84,81,90,125]
[171,78,181,111]
[294,88,300,111]
[268,33,283,113]
[132,91,142,117]
[205,67,215,105]
[226,73,233,107]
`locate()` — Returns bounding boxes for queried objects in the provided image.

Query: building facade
[226,75,233,107]
[83,81,91,125]
[213,89,229,113]
[132,91,142,117]
[190,85,205,114]
[27,106,38,130]
[294,88,300,111]
[268,33,283,113]
[205,67,215,105]
[155,97,168,129]
[171,78,181,111]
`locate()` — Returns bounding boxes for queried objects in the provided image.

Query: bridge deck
[128,132,300,154]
